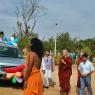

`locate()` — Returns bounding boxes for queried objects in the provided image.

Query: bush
[54,54,61,65]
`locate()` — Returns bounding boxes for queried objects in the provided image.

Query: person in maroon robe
[76,53,83,95]
[58,49,72,95]
[76,53,83,88]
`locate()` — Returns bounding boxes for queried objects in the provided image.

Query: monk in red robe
[76,54,83,88]
[76,53,83,95]
[58,49,72,95]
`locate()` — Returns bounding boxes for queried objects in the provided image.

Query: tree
[43,37,55,52]
[56,32,75,52]
[16,0,42,36]
[81,47,92,55]
[79,38,95,54]
[18,32,38,50]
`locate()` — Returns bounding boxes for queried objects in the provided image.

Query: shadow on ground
[0,80,23,89]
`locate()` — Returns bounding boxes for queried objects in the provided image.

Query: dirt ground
[0,65,95,95]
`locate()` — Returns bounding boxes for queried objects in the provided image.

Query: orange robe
[24,54,43,95]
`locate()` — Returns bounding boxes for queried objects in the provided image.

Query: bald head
[62,49,69,57]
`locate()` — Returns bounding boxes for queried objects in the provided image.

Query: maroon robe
[58,56,72,93]
[77,57,82,88]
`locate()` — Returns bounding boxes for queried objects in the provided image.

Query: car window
[0,46,23,58]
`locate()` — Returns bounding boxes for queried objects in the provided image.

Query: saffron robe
[24,53,43,95]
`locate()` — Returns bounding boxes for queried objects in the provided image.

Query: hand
[61,59,66,64]
[24,81,27,89]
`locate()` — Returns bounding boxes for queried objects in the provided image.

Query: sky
[0,0,95,39]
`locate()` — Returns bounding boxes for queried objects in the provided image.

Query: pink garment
[0,37,2,42]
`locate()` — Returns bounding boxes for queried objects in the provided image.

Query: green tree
[79,38,95,54]
[81,47,92,55]
[18,32,38,50]
[56,32,75,52]
[43,37,54,51]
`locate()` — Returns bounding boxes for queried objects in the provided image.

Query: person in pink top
[0,32,3,42]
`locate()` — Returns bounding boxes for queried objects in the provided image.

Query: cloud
[35,0,95,39]
[0,0,95,39]
[0,15,17,36]
[0,0,18,36]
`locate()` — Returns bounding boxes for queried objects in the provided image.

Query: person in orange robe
[58,49,72,95]
[24,38,44,95]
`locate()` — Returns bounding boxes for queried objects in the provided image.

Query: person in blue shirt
[78,53,95,95]
[0,31,7,43]
[8,33,19,46]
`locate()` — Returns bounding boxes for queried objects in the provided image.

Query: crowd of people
[22,37,95,95]
[0,31,95,95]
[0,31,7,43]
[0,31,18,46]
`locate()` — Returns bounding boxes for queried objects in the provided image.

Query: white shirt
[41,56,53,70]
[78,60,95,75]
[41,57,46,70]
[11,37,17,46]
[11,37,14,43]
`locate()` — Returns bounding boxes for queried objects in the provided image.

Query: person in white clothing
[41,51,55,88]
